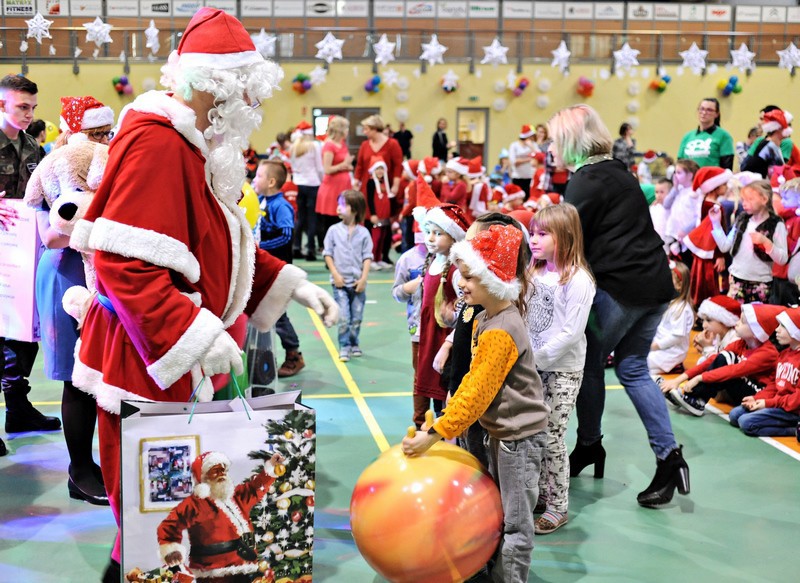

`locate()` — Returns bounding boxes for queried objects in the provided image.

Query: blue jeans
[576,288,677,460]
[487,431,546,583]
[274,313,299,351]
[333,286,365,349]
[729,405,800,437]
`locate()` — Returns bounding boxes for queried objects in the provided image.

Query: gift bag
[120,391,316,583]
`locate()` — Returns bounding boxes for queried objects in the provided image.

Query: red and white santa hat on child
[425,203,469,243]
[761,109,790,137]
[519,124,535,139]
[175,7,264,70]
[191,451,230,499]
[402,159,420,179]
[420,156,441,176]
[683,216,717,260]
[642,150,658,164]
[467,156,486,179]
[777,307,800,341]
[412,173,442,224]
[741,304,784,343]
[692,166,733,195]
[502,183,525,203]
[368,155,391,193]
[445,157,470,176]
[697,295,741,327]
[59,96,114,138]
[451,224,523,300]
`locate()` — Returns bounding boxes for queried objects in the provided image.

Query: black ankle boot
[569,439,606,478]
[637,446,690,508]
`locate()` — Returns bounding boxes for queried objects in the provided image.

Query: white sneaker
[369,263,381,271]
[339,348,350,362]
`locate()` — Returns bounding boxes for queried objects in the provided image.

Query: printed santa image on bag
[120,393,315,583]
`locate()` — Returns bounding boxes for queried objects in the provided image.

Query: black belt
[191,535,257,561]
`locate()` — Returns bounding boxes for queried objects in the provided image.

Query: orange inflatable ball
[350,442,503,583]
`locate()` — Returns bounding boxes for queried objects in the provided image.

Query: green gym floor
[1,259,798,582]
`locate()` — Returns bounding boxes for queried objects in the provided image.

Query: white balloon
[493,80,506,94]
[627,116,640,129]
[142,77,157,91]
[395,108,409,123]
[396,77,410,90]
[627,81,640,96]
[492,98,507,112]
[536,95,550,109]
[396,91,409,103]
[537,78,551,93]
[627,100,640,113]
[598,69,611,80]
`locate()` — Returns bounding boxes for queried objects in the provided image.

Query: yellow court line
[309,279,395,286]
[307,308,391,453]
[307,391,412,399]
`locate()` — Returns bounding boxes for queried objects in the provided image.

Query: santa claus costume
[70,8,336,578]
[158,452,279,582]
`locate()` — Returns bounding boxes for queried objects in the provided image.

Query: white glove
[199,332,244,377]
[291,280,339,327]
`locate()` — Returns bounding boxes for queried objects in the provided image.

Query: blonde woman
[316,115,354,245]
[290,121,324,260]
[354,114,403,199]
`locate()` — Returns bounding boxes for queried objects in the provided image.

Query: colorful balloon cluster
[576,76,594,98]
[441,78,458,93]
[649,74,672,93]
[364,74,382,94]
[292,73,313,94]
[510,76,530,97]
[717,75,742,97]
[112,75,133,96]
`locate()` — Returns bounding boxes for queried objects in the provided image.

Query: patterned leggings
[538,370,583,513]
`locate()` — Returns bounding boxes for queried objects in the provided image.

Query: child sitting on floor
[729,306,800,437]
[661,303,782,417]
[692,295,741,365]
[648,261,694,376]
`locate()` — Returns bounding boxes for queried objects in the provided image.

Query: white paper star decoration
[373,34,396,67]
[315,32,344,64]
[551,40,571,74]
[777,43,800,72]
[251,28,275,58]
[442,69,459,91]
[84,17,113,48]
[613,42,640,71]
[145,20,160,54]
[420,34,447,67]
[309,65,328,86]
[26,13,53,44]
[481,38,509,66]
[382,68,400,87]
[730,43,756,72]
[679,42,708,75]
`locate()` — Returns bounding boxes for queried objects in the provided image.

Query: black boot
[569,438,606,478]
[637,446,690,508]
[0,437,6,457]
[101,558,120,583]
[5,401,62,432]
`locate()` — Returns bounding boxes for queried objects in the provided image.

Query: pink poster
[0,200,40,342]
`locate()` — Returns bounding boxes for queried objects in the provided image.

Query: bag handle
[187,354,252,423]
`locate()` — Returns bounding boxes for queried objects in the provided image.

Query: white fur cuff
[159,542,186,564]
[249,264,307,331]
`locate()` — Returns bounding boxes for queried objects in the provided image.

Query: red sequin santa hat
[425,203,469,242]
[445,157,470,176]
[467,156,486,179]
[412,173,442,224]
[683,216,717,260]
[420,156,441,176]
[450,224,523,300]
[191,451,230,499]
[741,303,784,342]
[175,7,263,69]
[402,159,420,178]
[519,124,535,139]
[697,295,741,327]
[59,96,115,135]
[777,306,800,341]
[761,109,789,136]
[692,166,733,195]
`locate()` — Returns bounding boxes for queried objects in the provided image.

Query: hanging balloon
[292,73,312,95]
[535,95,550,110]
[396,91,409,103]
[492,98,507,112]
[395,108,410,123]
[493,80,506,94]
[142,77,157,92]
[627,100,640,113]
[537,78,552,93]
[627,81,641,96]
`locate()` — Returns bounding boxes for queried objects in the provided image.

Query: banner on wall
[241,0,271,17]
[70,0,102,17]
[469,0,498,19]
[627,3,653,20]
[789,7,800,23]
[273,0,302,17]
[502,1,533,19]
[141,0,172,17]
[679,3,705,21]
[37,0,64,16]
[438,1,467,19]
[203,0,235,15]
[705,5,730,22]
[565,2,593,20]
[306,0,334,16]
[762,6,787,23]
[4,0,35,16]
[0,201,41,343]
[338,0,369,17]
[374,0,404,18]
[534,2,564,19]
[406,1,435,18]
[107,0,138,17]
[653,3,679,21]
[734,5,761,23]
[593,2,624,20]
[173,1,201,17]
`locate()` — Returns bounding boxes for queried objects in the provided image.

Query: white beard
[208,475,235,501]
[205,104,260,206]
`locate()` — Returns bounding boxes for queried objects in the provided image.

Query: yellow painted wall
[24,61,799,167]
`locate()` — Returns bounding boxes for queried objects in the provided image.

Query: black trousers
[691,352,761,403]
[2,339,39,411]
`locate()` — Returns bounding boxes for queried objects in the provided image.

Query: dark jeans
[2,339,38,410]
[689,352,760,403]
[729,405,800,437]
[576,289,677,460]
[294,185,318,257]
[401,215,415,253]
[274,313,299,352]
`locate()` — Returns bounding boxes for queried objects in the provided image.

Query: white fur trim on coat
[450,240,521,301]
[82,217,202,284]
[159,542,186,564]
[147,308,225,390]
[191,562,260,579]
[249,264,307,331]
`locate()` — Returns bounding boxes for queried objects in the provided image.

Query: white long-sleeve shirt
[663,184,701,245]
[291,141,324,187]
[509,140,533,180]
[712,216,788,282]
[525,267,595,372]
[647,301,694,374]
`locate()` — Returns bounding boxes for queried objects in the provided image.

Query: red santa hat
[682,216,717,260]
[59,96,115,134]
[741,303,784,343]
[692,166,733,195]
[783,110,794,137]
[412,173,442,224]
[450,224,523,300]
[467,156,486,179]
[697,295,741,327]
[532,151,546,164]
[368,155,391,194]
[642,150,658,164]
[761,109,789,136]
[368,155,387,175]
[295,120,313,135]
[519,124,535,139]
[508,208,535,234]
[175,7,263,69]
[777,307,800,341]
[445,157,470,176]
[191,451,230,499]
[420,156,441,176]
[402,159,420,178]
[424,203,469,242]
[502,183,525,203]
